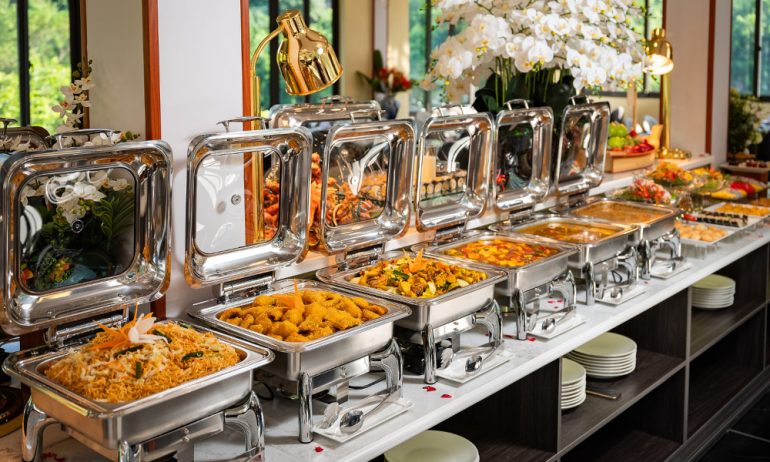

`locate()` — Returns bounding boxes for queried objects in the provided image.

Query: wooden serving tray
[604,150,656,173]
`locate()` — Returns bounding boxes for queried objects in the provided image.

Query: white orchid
[427,0,645,99]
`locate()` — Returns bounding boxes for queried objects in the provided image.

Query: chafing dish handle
[511,290,529,341]
[224,391,265,457]
[548,271,577,311]
[22,399,57,462]
[472,299,503,348]
[656,230,683,260]
[616,247,639,285]
[298,372,313,444]
[370,339,404,396]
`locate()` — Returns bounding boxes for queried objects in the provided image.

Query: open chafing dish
[184,122,411,444]
[0,131,273,462]
[413,102,579,340]
[565,198,682,279]
[0,117,49,159]
[491,99,643,306]
[314,106,511,384]
[423,231,577,340]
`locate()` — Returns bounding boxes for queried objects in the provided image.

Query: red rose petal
[441,393,452,398]
[527,336,536,342]
[547,300,555,304]
[314,446,324,453]
[423,385,437,392]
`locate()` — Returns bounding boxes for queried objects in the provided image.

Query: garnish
[182,351,204,361]
[134,362,143,379]
[152,329,171,343]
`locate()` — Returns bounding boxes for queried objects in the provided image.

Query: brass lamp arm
[250,26,283,117]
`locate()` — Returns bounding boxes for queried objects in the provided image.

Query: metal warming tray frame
[189,279,410,380]
[495,215,639,267]
[4,321,272,449]
[567,198,679,242]
[422,231,577,295]
[317,250,504,331]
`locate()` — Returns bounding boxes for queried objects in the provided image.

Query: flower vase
[375,92,400,120]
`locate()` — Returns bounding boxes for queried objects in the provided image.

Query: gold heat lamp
[644,28,689,159]
[246,10,342,242]
[250,9,343,116]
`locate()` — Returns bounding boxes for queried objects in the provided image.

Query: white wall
[157,0,245,316]
[710,0,731,162]
[340,0,373,100]
[85,0,145,136]
[666,0,711,156]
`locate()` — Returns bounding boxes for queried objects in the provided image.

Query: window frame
[262,0,340,108]
[734,0,768,99]
[412,0,458,110]
[13,0,82,127]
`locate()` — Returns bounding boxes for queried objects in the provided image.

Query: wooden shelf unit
[423,244,770,461]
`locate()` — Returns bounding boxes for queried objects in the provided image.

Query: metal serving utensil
[339,388,400,434]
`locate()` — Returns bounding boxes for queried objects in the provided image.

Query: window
[250,0,339,111]
[730,0,770,98]
[0,0,81,131]
[409,0,458,111]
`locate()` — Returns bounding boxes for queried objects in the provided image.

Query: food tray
[420,231,576,295]
[675,221,737,248]
[492,216,638,266]
[317,251,505,331]
[4,320,273,448]
[189,280,410,379]
[704,202,770,223]
[568,198,678,241]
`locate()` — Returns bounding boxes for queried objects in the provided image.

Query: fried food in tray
[217,282,387,342]
[44,315,240,403]
[713,203,770,217]
[348,251,488,298]
[443,238,561,268]
[517,221,618,244]
[675,222,728,243]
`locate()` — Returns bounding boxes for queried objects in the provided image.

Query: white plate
[692,289,735,297]
[693,298,734,306]
[562,379,587,392]
[692,274,736,290]
[384,430,479,462]
[562,393,587,409]
[573,362,637,373]
[561,388,586,400]
[562,358,587,385]
[567,351,636,363]
[573,332,637,358]
[566,355,636,367]
[316,398,414,443]
[692,294,735,302]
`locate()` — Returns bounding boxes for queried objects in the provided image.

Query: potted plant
[728,88,762,160]
[358,50,413,119]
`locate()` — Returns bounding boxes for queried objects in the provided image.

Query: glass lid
[0,135,172,335]
[553,99,610,196]
[185,127,312,287]
[492,104,554,214]
[318,119,414,254]
[414,108,492,231]
[268,97,381,156]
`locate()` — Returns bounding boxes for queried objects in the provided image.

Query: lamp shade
[276,10,343,96]
[644,28,674,75]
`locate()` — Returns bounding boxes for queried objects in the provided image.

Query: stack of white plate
[566,332,637,379]
[561,358,587,410]
[692,274,736,310]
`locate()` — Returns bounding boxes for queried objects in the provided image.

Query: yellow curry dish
[572,202,670,225]
[444,239,561,268]
[217,282,387,343]
[349,252,488,298]
[44,315,241,403]
[517,221,619,244]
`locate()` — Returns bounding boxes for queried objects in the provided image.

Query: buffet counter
[4,209,766,462]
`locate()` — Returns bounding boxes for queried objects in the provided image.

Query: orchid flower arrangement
[53,60,94,134]
[422,0,646,106]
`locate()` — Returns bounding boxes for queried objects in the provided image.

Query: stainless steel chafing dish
[184,122,411,444]
[0,117,49,156]
[317,250,504,384]
[1,131,273,462]
[565,197,682,279]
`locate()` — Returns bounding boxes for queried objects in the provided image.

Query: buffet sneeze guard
[0,132,273,462]
[184,124,412,444]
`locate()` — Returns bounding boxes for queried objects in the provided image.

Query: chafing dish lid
[319,119,414,254]
[0,136,172,335]
[492,105,554,214]
[0,118,49,154]
[185,127,312,287]
[553,100,610,197]
[269,98,381,155]
[414,108,492,232]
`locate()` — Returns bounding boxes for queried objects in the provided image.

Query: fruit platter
[605,122,656,173]
[646,161,694,188]
[612,177,673,205]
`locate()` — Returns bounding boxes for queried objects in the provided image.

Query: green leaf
[91,192,135,249]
